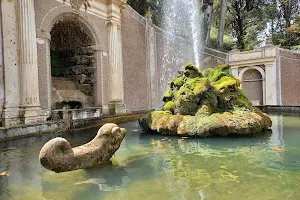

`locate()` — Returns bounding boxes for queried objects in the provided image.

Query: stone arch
[37,5,104,49]
[36,5,105,110]
[239,66,265,105]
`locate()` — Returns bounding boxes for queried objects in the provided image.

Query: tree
[269,0,300,48]
[273,15,300,49]
[217,0,228,47]
[279,0,300,29]
[228,0,266,50]
[203,0,214,45]
[127,0,163,25]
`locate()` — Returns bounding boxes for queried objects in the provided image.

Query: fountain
[161,0,203,68]
[142,1,271,136]
[139,63,272,136]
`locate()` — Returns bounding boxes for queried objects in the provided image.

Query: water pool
[0,114,300,200]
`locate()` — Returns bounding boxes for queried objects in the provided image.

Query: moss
[163,88,173,102]
[232,88,252,109]
[150,111,173,134]
[202,68,214,78]
[163,101,175,113]
[174,100,199,116]
[151,111,172,122]
[195,105,212,116]
[138,109,155,131]
[185,77,211,96]
[234,96,252,109]
[173,86,199,115]
[170,75,185,89]
[203,64,231,82]
[213,76,241,93]
[142,62,272,137]
[184,63,202,78]
[174,86,197,101]
[185,115,220,136]
[216,64,231,71]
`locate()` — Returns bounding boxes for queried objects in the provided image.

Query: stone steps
[52,77,77,90]
[69,55,95,65]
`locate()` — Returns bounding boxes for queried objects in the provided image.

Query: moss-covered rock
[139,63,272,137]
[184,62,203,78]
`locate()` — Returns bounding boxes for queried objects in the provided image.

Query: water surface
[0,114,300,200]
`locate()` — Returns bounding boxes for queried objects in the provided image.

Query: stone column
[94,47,103,107]
[0,3,5,125]
[265,64,276,105]
[106,20,126,115]
[1,0,21,127]
[36,31,52,112]
[17,0,46,124]
[230,67,239,79]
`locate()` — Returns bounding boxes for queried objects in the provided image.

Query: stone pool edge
[0,111,145,141]
[256,105,300,113]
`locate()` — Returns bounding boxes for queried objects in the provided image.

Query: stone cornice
[102,0,127,7]
[57,0,124,22]
[229,57,276,68]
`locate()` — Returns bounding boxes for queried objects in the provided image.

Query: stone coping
[0,111,146,141]
[256,105,300,112]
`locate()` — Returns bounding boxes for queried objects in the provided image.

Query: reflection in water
[270,115,284,146]
[1,117,300,200]
[75,164,129,191]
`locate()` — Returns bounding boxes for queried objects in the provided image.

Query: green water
[0,114,300,200]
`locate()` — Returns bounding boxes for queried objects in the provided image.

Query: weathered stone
[39,123,126,173]
[139,63,272,137]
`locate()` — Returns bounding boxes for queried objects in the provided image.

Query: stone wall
[121,6,228,109]
[202,47,228,69]
[279,49,300,106]
[121,7,149,112]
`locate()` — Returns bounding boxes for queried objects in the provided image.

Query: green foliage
[273,15,300,50]
[127,0,300,51]
[207,26,234,51]
[127,0,163,25]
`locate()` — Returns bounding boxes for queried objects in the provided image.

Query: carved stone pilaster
[17,0,47,124]
[106,20,126,114]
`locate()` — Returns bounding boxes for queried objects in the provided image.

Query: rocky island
[139,63,272,137]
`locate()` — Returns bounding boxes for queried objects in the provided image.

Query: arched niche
[239,66,265,105]
[37,8,105,111]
